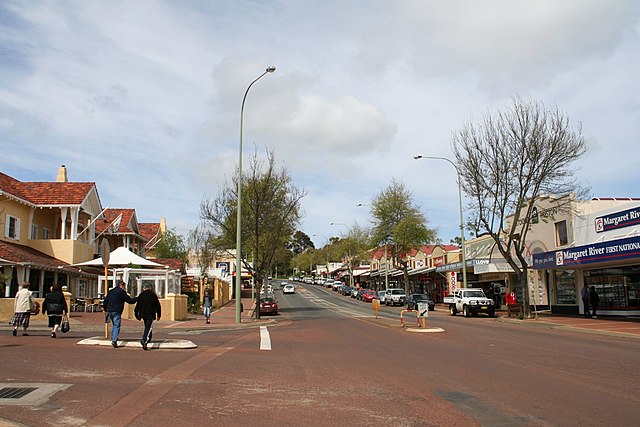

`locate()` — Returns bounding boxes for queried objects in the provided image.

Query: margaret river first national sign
[533,235,640,269]
[595,206,640,233]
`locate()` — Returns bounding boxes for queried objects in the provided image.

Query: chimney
[160,217,167,234]
[56,165,68,183]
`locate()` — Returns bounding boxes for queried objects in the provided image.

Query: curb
[495,316,640,340]
[77,337,197,349]
[405,327,445,333]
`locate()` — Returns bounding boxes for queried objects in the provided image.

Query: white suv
[384,288,407,306]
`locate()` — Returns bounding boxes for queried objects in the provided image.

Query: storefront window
[555,270,576,304]
[585,266,640,310]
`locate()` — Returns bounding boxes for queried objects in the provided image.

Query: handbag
[30,301,40,316]
[60,315,70,333]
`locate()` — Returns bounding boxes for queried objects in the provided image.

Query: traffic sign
[417,302,429,318]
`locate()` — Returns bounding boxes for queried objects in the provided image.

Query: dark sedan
[407,293,435,311]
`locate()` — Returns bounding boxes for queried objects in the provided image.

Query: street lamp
[329,222,354,289]
[235,66,276,324]
[413,155,468,290]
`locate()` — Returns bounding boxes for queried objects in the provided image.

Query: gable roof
[0,171,97,206]
[95,208,139,235]
[139,223,161,245]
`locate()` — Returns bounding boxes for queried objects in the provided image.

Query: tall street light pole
[235,66,276,324]
[413,155,468,290]
[330,222,354,289]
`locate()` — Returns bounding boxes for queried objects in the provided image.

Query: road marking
[299,291,365,318]
[260,326,271,350]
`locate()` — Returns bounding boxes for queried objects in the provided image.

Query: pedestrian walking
[42,283,68,338]
[134,283,161,351]
[103,280,137,348]
[581,284,590,318]
[589,286,600,319]
[10,282,35,336]
[203,287,213,324]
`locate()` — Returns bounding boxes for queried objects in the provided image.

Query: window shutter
[4,215,9,238]
[14,217,21,240]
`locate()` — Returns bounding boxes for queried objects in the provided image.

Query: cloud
[0,0,638,246]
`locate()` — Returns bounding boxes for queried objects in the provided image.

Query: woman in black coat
[42,283,68,338]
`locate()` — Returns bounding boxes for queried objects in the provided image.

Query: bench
[507,304,523,317]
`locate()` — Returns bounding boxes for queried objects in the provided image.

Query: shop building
[533,200,640,316]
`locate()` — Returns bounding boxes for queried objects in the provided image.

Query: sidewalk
[495,310,640,339]
[2,298,275,335]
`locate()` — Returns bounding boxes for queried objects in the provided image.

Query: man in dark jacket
[134,283,161,351]
[103,280,137,348]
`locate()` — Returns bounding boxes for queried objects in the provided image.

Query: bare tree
[187,225,216,279]
[453,96,588,316]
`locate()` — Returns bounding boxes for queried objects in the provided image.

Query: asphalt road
[1,283,639,426]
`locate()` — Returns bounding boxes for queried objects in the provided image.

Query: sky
[1,0,639,248]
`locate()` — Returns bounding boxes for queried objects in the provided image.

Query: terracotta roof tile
[153,258,185,273]
[0,172,95,205]
[139,223,160,241]
[95,208,137,234]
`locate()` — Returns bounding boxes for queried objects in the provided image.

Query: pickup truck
[384,288,407,306]
[444,288,495,318]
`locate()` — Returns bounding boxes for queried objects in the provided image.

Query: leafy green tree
[289,230,315,255]
[200,149,306,318]
[452,96,587,317]
[155,228,188,265]
[370,179,436,294]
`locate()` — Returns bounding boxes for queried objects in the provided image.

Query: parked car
[259,297,278,315]
[444,288,495,317]
[361,289,378,302]
[384,288,407,306]
[351,287,360,298]
[406,293,435,311]
[283,284,295,294]
[377,290,387,304]
[340,285,352,296]
[332,280,343,291]
[355,288,368,301]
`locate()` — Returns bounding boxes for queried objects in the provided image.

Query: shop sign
[449,272,457,294]
[533,235,640,269]
[595,206,640,233]
[515,205,560,226]
[474,262,514,274]
[436,258,489,273]
[433,256,445,266]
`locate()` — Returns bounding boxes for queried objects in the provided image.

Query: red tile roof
[153,258,185,273]
[0,172,96,205]
[139,223,160,241]
[95,208,137,234]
